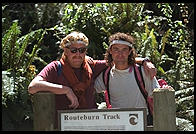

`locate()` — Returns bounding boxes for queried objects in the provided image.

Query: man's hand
[65,86,79,109]
[28,76,80,109]
[143,61,157,79]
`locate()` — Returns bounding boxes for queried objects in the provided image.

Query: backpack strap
[133,64,153,116]
[102,67,112,108]
[138,64,145,88]
[134,64,148,98]
[57,61,62,76]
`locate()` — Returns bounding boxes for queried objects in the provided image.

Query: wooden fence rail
[31,88,176,131]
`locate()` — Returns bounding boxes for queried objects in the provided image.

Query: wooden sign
[58,108,147,131]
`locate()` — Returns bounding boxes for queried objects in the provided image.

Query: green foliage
[2,20,47,130]
[135,3,194,130]
[53,3,145,59]
[2,20,21,70]
[2,3,194,131]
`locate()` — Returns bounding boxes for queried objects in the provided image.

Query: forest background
[2,3,194,131]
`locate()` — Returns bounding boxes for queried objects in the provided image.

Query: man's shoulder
[86,56,106,67]
[48,60,59,66]
[40,61,59,72]
[37,61,59,79]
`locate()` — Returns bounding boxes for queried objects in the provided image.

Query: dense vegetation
[2,3,194,131]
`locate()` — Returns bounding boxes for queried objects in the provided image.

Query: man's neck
[114,64,130,70]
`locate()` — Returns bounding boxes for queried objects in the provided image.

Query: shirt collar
[111,65,133,73]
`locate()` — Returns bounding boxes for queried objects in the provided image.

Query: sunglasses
[67,47,87,54]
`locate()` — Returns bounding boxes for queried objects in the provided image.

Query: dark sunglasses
[67,47,87,54]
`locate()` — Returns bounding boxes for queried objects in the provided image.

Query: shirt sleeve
[141,67,160,96]
[37,61,58,82]
[92,60,107,79]
[94,72,106,93]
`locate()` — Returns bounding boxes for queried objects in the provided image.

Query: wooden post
[153,88,176,131]
[31,92,55,131]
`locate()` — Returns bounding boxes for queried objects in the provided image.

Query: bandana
[110,40,133,47]
[59,54,93,109]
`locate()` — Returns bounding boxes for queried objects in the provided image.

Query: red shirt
[37,60,106,128]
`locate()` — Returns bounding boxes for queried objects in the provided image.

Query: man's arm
[28,76,79,109]
[135,57,157,79]
[135,57,145,65]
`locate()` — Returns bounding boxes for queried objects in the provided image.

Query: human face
[64,43,87,68]
[109,44,131,69]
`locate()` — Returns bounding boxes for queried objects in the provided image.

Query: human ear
[63,48,69,55]
[109,48,113,55]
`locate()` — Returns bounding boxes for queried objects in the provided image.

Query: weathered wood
[153,88,176,131]
[31,92,55,131]
[32,88,177,131]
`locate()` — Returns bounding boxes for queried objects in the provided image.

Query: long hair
[104,32,137,67]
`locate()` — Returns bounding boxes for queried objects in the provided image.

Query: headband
[65,41,87,47]
[110,40,133,47]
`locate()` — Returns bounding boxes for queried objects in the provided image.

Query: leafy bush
[2,20,47,130]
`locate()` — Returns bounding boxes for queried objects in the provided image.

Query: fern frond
[25,29,46,73]
[176,95,194,104]
[2,21,21,70]
[175,87,194,96]
[176,117,194,131]
[2,21,21,50]
[160,29,171,56]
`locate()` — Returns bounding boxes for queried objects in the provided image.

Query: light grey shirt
[94,65,160,111]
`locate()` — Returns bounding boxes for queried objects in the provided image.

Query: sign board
[58,108,147,131]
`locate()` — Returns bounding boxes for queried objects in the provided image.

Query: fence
[31,88,176,131]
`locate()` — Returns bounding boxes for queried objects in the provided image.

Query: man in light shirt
[94,32,160,125]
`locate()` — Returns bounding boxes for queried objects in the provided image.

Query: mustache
[73,56,82,59]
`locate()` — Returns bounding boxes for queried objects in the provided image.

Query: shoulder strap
[102,67,112,108]
[57,61,62,76]
[133,64,148,99]
[133,64,153,116]
[102,67,110,89]
[138,65,145,88]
